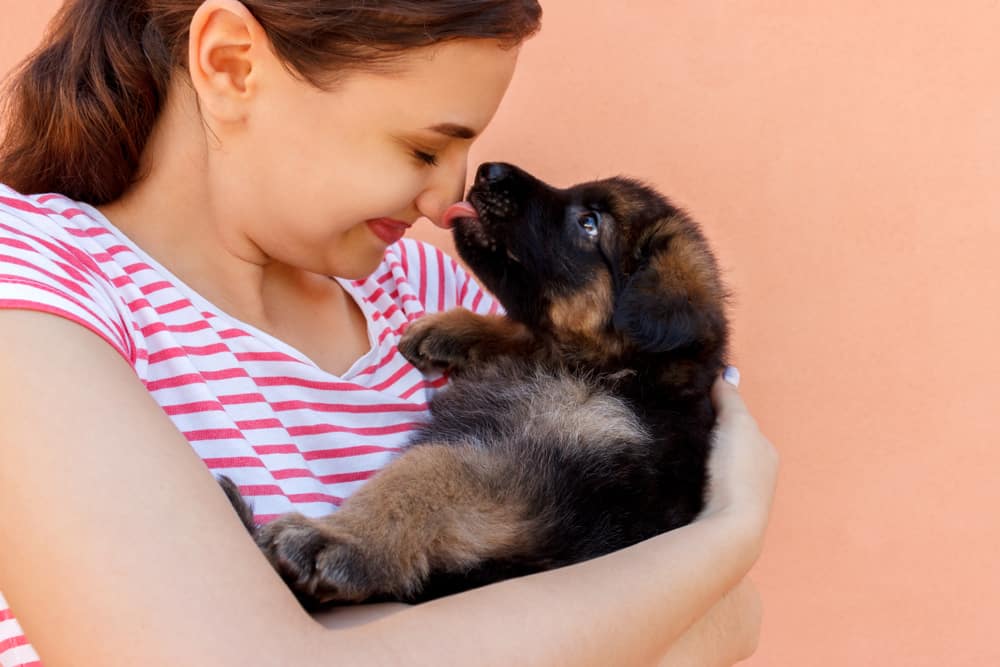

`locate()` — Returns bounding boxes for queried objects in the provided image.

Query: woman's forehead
[345,40,520,123]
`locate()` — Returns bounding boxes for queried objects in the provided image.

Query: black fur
[410,163,729,598]
[222,162,729,605]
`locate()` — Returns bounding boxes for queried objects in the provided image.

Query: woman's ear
[187,0,269,125]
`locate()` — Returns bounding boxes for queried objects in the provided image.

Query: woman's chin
[333,246,389,281]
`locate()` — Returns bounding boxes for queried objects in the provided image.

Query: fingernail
[723,366,741,387]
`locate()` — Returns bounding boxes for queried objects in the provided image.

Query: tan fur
[310,444,533,599]
[512,372,650,454]
[655,215,724,307]
[546,275,630,361]
[401,310,535,371]
[548,275,614,338]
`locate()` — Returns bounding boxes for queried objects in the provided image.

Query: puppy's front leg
[255,443,533,605]
[399,310,535,372]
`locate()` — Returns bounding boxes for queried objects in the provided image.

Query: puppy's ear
[613,268,706,353]
[612,229,727,355]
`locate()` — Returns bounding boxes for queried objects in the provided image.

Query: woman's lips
[366,217,411,245]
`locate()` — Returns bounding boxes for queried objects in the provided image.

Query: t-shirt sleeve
[397,238,504,317]
[0,197,135,363]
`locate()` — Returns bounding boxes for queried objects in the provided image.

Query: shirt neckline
[75,200,382,380]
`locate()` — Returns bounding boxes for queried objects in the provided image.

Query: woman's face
[212,39,521,279]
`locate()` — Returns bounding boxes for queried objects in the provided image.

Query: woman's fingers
[702,368,779,541]
[712,369,751,420]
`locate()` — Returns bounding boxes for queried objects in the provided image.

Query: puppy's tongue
[441,201,479,230]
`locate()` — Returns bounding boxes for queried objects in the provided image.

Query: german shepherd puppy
[222,162,729,606]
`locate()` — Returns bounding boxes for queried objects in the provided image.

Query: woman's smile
[365,217,414,245]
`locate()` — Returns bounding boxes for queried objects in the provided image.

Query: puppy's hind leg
[255,443,534,605]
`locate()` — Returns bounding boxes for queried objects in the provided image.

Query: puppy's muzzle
[469,162,523,225]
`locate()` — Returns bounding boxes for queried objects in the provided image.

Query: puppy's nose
[476,162,512,185]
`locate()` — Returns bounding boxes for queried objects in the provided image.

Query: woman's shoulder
[0,184,138,361]
[0,184,108,237]
[0,185,126,278]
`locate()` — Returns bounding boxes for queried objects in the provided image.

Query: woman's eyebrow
[425,123,478,139]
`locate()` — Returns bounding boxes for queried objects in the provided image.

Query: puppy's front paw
[255,514,375,605]
[399,314,472,372]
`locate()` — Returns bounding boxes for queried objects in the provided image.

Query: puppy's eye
[578,211,601,238]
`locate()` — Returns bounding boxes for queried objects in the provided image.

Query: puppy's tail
[217,475,257,536]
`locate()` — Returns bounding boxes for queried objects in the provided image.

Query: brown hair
[0,0,542,205]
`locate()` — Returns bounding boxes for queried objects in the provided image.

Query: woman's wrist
[688,507,769,576]
[698,475,777,571]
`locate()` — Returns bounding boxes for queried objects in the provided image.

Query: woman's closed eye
[413,149,439,167]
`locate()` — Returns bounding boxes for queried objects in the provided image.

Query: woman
[0,1,778,665]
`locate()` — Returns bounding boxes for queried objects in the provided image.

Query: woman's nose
[419,156,469,228]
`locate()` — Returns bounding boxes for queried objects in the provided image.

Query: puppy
[222,162,729,606]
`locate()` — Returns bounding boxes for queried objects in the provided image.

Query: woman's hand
[699,368,780,558]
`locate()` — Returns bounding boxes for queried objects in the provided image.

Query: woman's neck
[96,79,370,374]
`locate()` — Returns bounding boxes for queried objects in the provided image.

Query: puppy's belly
[420,367,650,453]
[411,368,674,564]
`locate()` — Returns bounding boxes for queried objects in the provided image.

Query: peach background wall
[3,2,999,665]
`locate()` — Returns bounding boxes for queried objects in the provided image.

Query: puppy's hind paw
[254,514,376,605]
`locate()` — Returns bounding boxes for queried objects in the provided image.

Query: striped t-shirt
[0,185,499,667]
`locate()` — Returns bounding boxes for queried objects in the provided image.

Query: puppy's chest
[420,368,652,452]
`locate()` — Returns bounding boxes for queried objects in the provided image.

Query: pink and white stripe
[0,185,498,666]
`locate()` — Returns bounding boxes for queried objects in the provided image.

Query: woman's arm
[314,373,775,666]
[0,311,318,667]
[346,510,761,667]
[657,578,762,667]
[315,578,762,666]
[0,311,776,667]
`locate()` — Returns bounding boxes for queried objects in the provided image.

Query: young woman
[0,1,778,665]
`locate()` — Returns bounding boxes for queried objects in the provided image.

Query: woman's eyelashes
[412,149,439,167]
